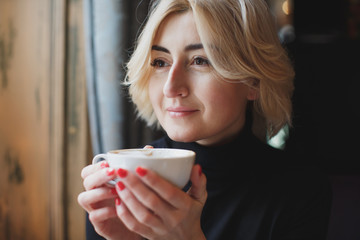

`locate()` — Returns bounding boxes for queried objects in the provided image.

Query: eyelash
[150,56,211,68]
[150,59,168,68]
[192,56,210,66]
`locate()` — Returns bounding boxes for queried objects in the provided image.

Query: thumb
[188,164,207,205]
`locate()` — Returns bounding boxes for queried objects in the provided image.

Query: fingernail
[136,167,147,177]
[116,181,125,191]
[110,188,117,195]
[100,161,109,168]
[117,168,128,178]
[198,165,202,176]
[106,168,115,176]
[115,197,121,206]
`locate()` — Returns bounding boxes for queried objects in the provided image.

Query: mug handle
[92,153,116,186]
[92,154,107,164]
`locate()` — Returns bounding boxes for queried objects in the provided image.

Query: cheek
[204,84,248,118]
[201,84,231,108]
[148,78,163,107]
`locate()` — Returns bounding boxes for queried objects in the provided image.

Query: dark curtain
[84,0,162,155]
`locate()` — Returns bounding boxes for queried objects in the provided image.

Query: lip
[166,107,198,118]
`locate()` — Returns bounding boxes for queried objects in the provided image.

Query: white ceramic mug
[92,148,196,188]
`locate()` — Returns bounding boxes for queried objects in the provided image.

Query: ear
[247,86,259,101]
[244,78,259,101]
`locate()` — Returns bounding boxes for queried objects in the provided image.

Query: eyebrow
[151,45,170,53]
[184,43,203,51]
[151,43,204,53]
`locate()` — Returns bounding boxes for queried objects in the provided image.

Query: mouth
[166,107,199,118]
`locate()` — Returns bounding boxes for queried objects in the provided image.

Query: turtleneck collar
[164,119,266,172]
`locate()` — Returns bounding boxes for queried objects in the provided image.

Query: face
[148,11,256,146]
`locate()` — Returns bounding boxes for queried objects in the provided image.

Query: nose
[163,62,189,98]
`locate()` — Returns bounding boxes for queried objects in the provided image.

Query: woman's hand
[77,161,142,240]
[114,164,207,240]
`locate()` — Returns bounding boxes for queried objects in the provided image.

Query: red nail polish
[100,161,109,168]
[136,167,147,177]
[117,168,128,178]
[106,168,115,176]
[110,188,117,195]
[115,197,121,206]
[198,165,202,176]
[116,181,125,191]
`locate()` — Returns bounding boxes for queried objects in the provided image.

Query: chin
[166,130,199,143]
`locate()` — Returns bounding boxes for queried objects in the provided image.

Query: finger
[118,169,187,231]
[143,145,154,149]
[88,206,118,224]
[81,161,109,179]
[83,167,117,191]
[78,187,118,212]
[134,167,191,209]
[188,164,207,205]
[117,169,174,213]
[115,180,165,233]
[115,190,160,238]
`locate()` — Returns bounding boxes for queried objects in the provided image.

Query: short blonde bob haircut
[125,0,294,138]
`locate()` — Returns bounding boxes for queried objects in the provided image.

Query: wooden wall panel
[65,0,88,239]
[0,1,53,239]
[49,0,66,239]
[0,0,87,239]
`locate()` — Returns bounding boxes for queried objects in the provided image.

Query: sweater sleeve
[86,213,106,240]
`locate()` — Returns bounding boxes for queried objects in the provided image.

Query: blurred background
[0,0,359,239]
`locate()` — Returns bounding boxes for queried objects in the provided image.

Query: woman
[78,0,332,239]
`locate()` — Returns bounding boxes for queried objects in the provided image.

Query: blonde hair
[125,0,294,138]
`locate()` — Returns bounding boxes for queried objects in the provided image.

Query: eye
[192,56,210,66]
[150,59,169,68]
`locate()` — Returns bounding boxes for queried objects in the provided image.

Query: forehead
[153,11,201,46]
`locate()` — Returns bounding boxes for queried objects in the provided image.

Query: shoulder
[280,167,331,194]
[247,132,288,165]
[250,134,331,198]
[265,165,332,223]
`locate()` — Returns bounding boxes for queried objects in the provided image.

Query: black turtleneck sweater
[86,126,332,240]
[151,125,332,240]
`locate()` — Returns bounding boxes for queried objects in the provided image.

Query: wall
[0,0,88,239]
